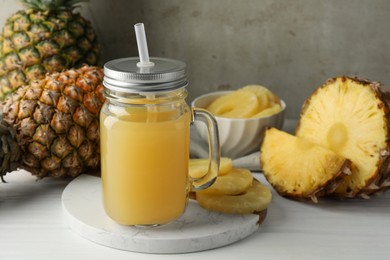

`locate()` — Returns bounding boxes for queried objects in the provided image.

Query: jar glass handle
[191,108,220,190]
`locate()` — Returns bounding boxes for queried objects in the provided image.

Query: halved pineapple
[296,77,390,198]
[197,167,253,195]
[189,157,233,179]
[196,179,272,214]
[206,90,259,118]
[260,128,352,202]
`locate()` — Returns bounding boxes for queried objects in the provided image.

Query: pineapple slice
[205,85,282,119]
[241,85,282,118]
[189,157,233,179]
[241,84,281,109]
[196,179,272,214]
[296,77,390,198]
[197,167,253,195]
[206,90,259,118]
[250,103,282,118]
[260,128,352,202]
[240,85,271,111]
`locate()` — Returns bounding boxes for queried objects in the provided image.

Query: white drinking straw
[134,23,157,122]
[134,23,154,68]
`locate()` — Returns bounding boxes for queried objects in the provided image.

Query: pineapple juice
[100,104,191,226]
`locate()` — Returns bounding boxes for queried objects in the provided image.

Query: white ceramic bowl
[191,91,286,159]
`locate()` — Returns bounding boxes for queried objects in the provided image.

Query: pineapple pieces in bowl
[192,85,285,159]
[261,76,390,201]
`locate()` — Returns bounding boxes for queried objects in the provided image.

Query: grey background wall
[1,0,389,119]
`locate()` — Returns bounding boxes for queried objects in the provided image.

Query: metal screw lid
[103,57,188,93]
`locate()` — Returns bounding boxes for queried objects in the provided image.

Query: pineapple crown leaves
[20,0,89,11]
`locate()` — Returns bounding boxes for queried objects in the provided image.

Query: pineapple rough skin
[1,65,104,179]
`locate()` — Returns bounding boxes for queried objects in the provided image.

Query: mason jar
[100,57,220,226]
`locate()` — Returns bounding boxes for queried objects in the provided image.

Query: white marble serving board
[61,174,264,254]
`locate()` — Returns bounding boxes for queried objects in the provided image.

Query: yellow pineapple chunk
[196,179,272,214]
[189,157,233,179]
[197,167,253,195]
[206,90,259,118]
[296,77,390,198]
[261,128,351,202]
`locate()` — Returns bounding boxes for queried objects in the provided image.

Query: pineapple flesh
[189,157,232,179]
[206,90,259,118]
[197,167,253,195]
[296,77,390,198]
[261,128,352,202]
[1,65,104,178]
[196,179,272,214]
[206,85,282,119]
[0,0,100,100]
[241,84,281,111]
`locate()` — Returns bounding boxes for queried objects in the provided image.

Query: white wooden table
[1,169,389,260]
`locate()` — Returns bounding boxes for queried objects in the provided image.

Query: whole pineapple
[0,65,104,181]
[0,0,100,100]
